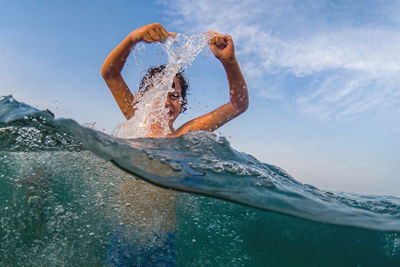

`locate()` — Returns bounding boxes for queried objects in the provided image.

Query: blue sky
[1,0,399,196]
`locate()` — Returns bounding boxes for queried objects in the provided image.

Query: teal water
[1,96,399,266]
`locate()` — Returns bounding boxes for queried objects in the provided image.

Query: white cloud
[297,72,400,120]
[257,87,283,100]
[161,0,400,121]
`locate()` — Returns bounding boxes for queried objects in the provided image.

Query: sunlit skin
[101,23,249,137]
[100,23,249,233]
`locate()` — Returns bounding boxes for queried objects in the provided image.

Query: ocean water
[1,95,400,266]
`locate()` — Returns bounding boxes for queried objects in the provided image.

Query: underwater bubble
[200,156,214,164]
[217,136,227,145]
[55,205,65,214]
[198,164,209,170]
[169,162,182,171]
[192,148,203,153]
[212,166,224,173]
[221,163,238,174]
[249,168,262,177]
[143,149,152,155]
[383,233,400,257]
[224,165,238,174]
[255,179,275,188]
[28,196,40,205]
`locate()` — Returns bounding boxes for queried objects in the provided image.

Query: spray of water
[113,32,212,139]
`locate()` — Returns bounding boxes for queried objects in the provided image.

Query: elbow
[234,96,249,116]
[101,60,118,80]
[101,63,111,80]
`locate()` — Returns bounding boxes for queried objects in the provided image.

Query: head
[139,65,188,124]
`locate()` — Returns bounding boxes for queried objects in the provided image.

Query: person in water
[101,23,248,137]
[101,23,248,266]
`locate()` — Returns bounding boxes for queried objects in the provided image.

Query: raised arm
[101,23,174,119]
[175,32,249,135]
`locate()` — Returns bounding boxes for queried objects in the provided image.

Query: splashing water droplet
[113,33,212,139]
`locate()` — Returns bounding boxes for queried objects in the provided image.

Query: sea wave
[1,95,399,266]
[1,95,399,231]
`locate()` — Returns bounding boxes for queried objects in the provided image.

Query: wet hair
[139,65,189,113]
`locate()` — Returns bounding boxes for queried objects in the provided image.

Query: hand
[208,31,236,63]
[133,23,176,43]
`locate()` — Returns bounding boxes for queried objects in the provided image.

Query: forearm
[101,31,142,79]
[222,59,249,112]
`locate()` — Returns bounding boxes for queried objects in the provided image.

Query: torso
[114,123,178,233]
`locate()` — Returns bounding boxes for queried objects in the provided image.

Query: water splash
[113,33,211,139]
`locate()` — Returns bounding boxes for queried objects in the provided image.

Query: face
[165,77,183,124]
